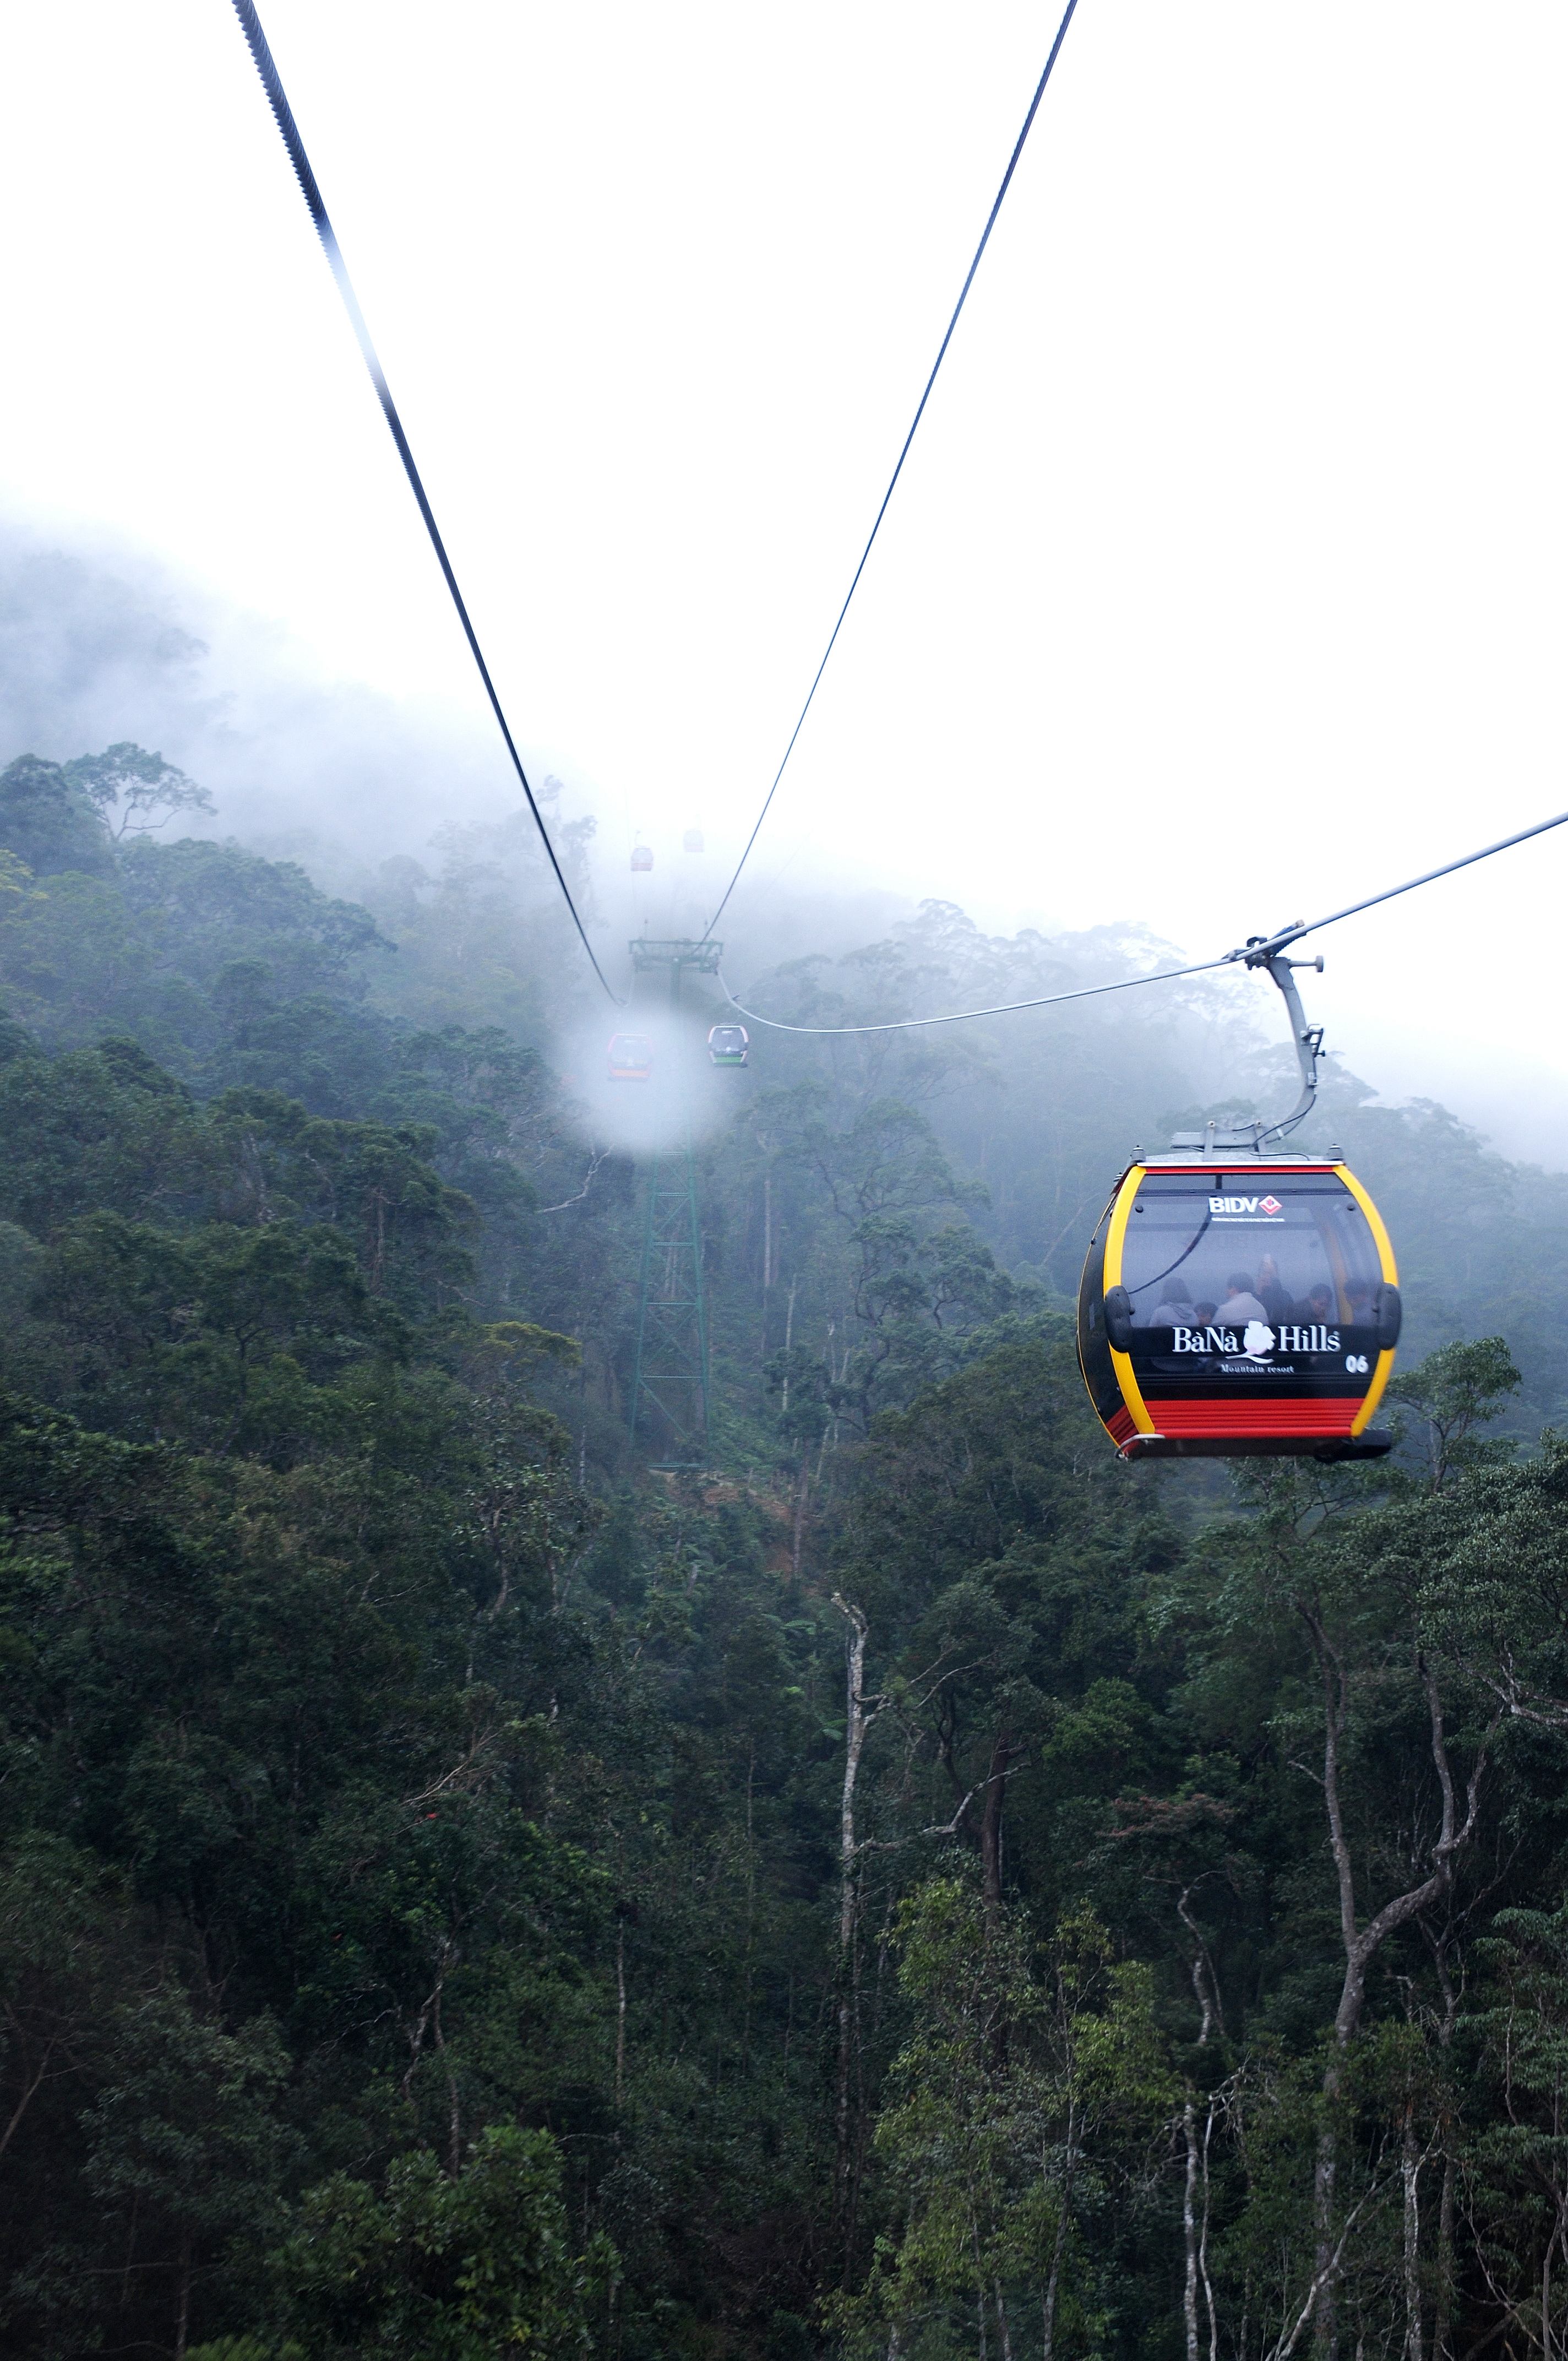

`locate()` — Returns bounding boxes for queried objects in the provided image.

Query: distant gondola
[707,1025,748,1068]
[684,829,704,854]
[631,845,654,872]
[607,1032,654,1081]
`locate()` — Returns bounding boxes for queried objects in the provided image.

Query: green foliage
[83,1992,297,2257]
[1461,1897,1568,2349]
[266,2126,613,2358]
[1387,1334,1523,1488]
[62,739,215,839]
[4,749,1568,2356]
[840,1883,1177,2359]
[187,2341,302,2361]
[0,752,113,877]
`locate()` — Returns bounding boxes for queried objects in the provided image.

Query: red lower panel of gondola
[1108,1396,1391,1461]
[1155,1398,1355,1437]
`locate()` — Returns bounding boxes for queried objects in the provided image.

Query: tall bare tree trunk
[1183,2101,1202,2361]
[744,1738,756,2069]
[832,1597,879,2260]
[979,1723,1016,1917]
[1402,2099,1423,2361]
[1041,2098,1076,2361]
[1201,2098,1219,2361]
[615,1916,627,2110]
[1425,1921,1461,2361]
[781,1274,797,1409]
[994,2280,1013,2361]
[1312,2087,1341,2361]
[1299,1604,1491,2361]
[792,1448,809,1580]
[965,2194,990,2361]
[1545,2232,1554,2361]
[1178,1882,1224,2046]
[175,2232,192,2361]
[1433,2144,1456,2361]
[432,1972,460,2178]
[1181,1918,1219,2361]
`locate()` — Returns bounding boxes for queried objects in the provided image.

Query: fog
[0,534,516,867]
[6,1,1568,1164]
[3,510,1565,1168]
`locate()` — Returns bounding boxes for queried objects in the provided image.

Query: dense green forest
[3,742,1568,2361]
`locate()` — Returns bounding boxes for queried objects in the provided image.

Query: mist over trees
[0,733,1565,2361]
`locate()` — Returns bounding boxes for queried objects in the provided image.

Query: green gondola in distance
[707,1025,749,1068]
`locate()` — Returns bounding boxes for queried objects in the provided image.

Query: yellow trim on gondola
[1076,1233,1109,1428]
[1352,1346,1397,1435]
[1336,1162,1399,1435]
[1337,1165,1398,1286]
[1104,1167,1156,1435]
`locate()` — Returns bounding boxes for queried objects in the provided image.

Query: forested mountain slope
[1,747,1566,2361]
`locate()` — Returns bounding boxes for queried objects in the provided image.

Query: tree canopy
[0,744,1565,2360]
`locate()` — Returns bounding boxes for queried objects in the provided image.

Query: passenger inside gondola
[1118,1171,1386,1348]
[1257,1255,1293,1321]
[1218,1271,1268,1323]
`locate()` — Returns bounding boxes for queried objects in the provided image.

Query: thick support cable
[227,0,620,1003]
[703,0,1083,941]
[1228,806,1568,965]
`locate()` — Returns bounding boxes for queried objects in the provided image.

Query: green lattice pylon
[628,1133,710,1461]
[625,937,721,1464]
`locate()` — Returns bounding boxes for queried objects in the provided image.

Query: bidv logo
[1209,1193,1284,1217]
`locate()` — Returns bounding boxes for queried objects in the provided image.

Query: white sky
[4,2,1568,1158]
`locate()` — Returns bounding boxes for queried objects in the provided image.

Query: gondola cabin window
[1123,1171,1382,1340]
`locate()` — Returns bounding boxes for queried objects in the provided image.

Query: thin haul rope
[722,805,1568,1035]
[227,0,620,1004]
[702,0,1083,943]
[721,953,1231,1035]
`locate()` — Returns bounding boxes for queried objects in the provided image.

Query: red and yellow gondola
[1077,1152,1400,1460]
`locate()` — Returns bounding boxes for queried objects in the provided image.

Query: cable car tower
[627,938,723,1465]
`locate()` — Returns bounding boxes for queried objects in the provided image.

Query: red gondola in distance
[607,1032,654,1081]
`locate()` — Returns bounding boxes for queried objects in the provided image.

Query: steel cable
[722,806,1568,1034]
[702,0,1083,942]
[720,953,1231,1036]
[227,0,621,1003]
